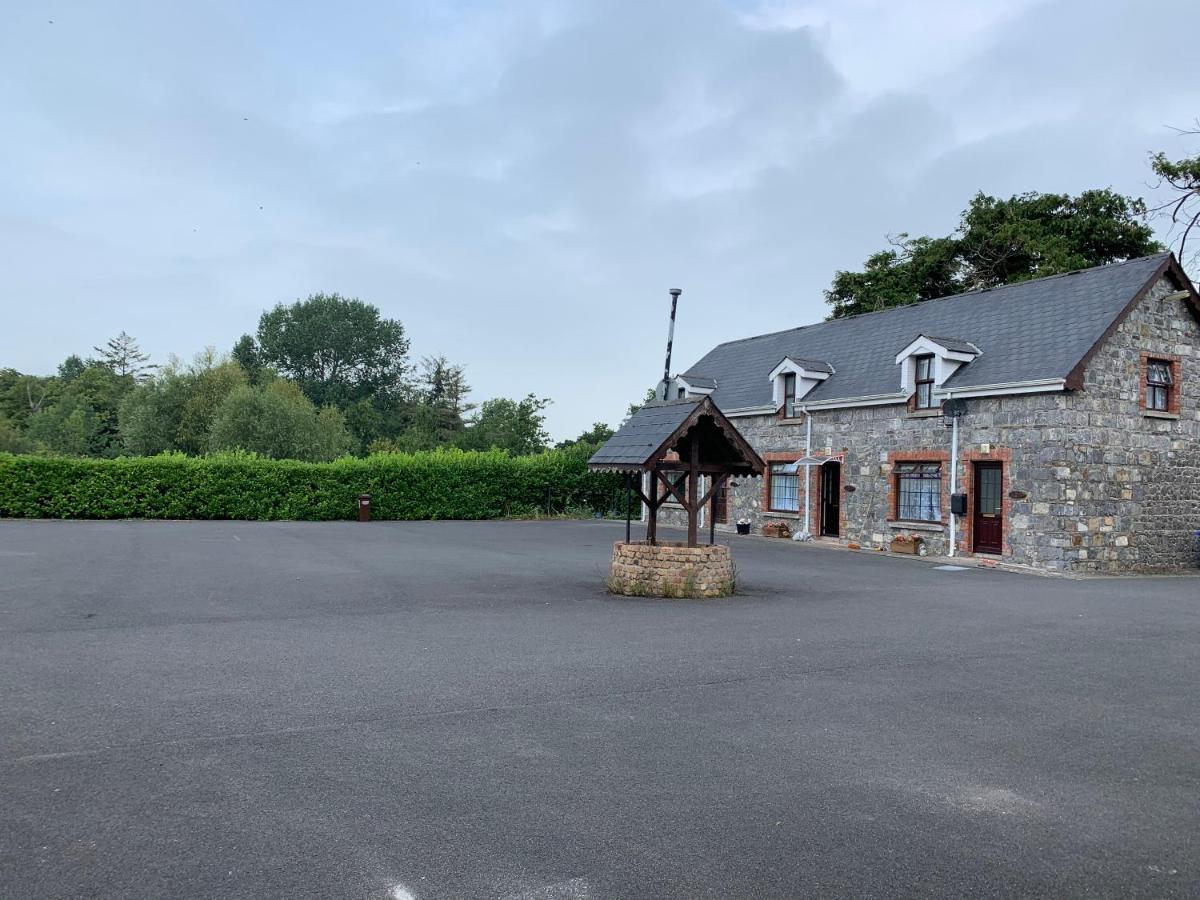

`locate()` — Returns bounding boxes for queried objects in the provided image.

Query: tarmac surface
[1,518,1198,898]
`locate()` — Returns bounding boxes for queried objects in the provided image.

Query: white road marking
[391,885,415,900]
[933,564,968,571]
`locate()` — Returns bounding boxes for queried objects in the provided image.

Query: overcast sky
[2,1,1197,439]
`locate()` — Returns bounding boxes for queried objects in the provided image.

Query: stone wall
[608,541,735,598]
[659,275,1200,574]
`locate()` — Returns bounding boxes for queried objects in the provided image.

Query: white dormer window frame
[671,376,715,399]
[768,357,833,415]
[894,336,980,399]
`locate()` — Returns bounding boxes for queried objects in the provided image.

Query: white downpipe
[948,394,958,557]
[802,408,812,540]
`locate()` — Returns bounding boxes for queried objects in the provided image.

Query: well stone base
[608,541,735,598]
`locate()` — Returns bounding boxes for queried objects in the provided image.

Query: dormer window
[914,355,935,409]
[768,357,834,416]
[782,373,797,417]
[670,374,716,399]
[895,336,980,411]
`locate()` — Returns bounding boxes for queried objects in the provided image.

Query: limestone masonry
[656,259,1200,574]
[609,542,735,598]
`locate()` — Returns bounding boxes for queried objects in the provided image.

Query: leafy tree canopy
[456,394,550,456]
[207,381,352,462]
[255,293,410,408]
[231,334,264,384]
[57,355,87,381]
[556,422,615,449]
[825,189,1162,318]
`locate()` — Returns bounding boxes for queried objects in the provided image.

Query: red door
[973,463,1003,554]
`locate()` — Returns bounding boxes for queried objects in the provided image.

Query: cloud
[0,0,1192,440]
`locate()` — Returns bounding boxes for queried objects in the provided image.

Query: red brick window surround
[887,449,949,524]
[762,451,804,516]
[1140,353,1181,415]
[895,462,943,522]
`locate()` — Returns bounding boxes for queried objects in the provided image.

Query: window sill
[1143,410,1179,420]
[907,408,942,418]
[765,511,802,519]
[887,520,944,532]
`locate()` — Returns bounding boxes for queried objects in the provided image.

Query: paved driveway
[1,519,1197,898]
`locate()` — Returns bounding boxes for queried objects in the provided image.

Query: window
[914,355,935,409]
[768,462,799,512]
[782,372,797,417]
[677,386,687,399]
[1146,359,1173,412]
[895,462,941,522]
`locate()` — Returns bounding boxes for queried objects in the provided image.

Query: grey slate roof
[683,253,1171,410]
[777,356,835,374]
[587,399,701,470]
[918,336,980,355]
[680,374,717,389]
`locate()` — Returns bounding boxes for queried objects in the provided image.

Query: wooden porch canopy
[588,396,765,547]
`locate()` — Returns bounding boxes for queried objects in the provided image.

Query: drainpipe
[948,391,958,557]
[801,406,812,540]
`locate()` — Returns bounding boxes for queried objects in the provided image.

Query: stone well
[608,541,735,599]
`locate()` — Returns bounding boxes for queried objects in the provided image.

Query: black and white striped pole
[661,288,682,400]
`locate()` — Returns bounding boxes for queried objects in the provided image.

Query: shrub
[207,382,352,462]
[0,446,624,521]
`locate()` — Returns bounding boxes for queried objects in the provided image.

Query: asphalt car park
[1,519,1197,898]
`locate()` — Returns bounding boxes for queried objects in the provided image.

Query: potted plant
[736,517,751,535]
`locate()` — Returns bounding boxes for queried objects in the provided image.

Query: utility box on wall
[950,493,968,516]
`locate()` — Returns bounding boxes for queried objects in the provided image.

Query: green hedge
[0,447,627,521]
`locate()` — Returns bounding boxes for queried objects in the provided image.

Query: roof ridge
[692,251,1172,356]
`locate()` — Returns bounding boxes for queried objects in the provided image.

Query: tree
[207,381,352,462]
[57,355,87,382]
[0,369,58,429]
[825,236,961,318]
[1150,124,1200,272]
[61,363,135,456]
[0,415,32,454]
[825,189,1162,318]
[24,394,100,456]
[176,356,247,454]
[255,293,411,408]
[416,355,473,444]
[231,334,264,384]
[556,422,615,449]
[93,331,158,380]
[118,370,195,456]
[456,394,550,456]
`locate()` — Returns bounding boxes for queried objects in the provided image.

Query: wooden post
[687,433,699,547]
[624,473,632,544]
[645,471,657,545]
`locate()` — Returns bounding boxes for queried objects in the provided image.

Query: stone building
[659,252,1199,573]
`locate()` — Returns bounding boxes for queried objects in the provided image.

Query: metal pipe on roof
[661,288,682,400]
